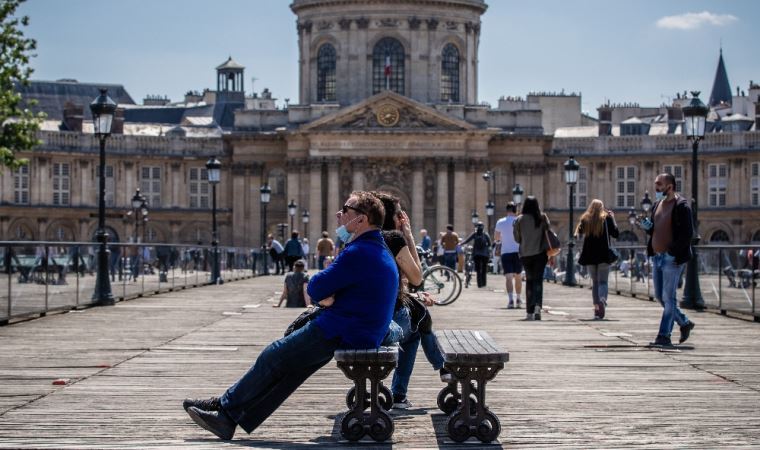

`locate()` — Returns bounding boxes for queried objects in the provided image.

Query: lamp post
[512,183,524,208]
[485,200,495,237]
[302,209,310,242]
[288,199,297,235]
[90,89,116,306]
[471,210,479,226]
[640,191,652,215]
[482,170,497,235]
[206,157,222,284]
[260,184,271,275]
[563,156,580,286]
[131,189,148,242]
[681,91,708,310]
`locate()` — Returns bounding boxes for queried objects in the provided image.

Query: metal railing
[553,244,759,321]
[0,241,266,325]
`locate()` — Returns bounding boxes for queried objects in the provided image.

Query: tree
[0,0,43,170]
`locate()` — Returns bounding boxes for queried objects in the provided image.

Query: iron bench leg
[336,355,396,442]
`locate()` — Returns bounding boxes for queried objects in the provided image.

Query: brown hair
[575,199,608,237]
[351,191,385,227]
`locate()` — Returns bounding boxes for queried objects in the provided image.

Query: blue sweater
[307,229,398,349]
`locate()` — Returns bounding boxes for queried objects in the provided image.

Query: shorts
[501,252,523,274]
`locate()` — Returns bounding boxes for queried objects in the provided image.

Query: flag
[384,55,392,77]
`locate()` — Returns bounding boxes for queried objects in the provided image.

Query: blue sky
[20,0,759,117]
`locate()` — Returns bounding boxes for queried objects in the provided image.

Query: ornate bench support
[435,330,509,443]
[335,346,398,442]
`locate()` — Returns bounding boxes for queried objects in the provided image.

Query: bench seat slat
[435,330,508,364]
[334,346,398,363]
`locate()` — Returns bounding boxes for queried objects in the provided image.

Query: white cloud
[656,11,738,30]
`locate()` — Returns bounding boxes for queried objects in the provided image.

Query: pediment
[300,91,476,133]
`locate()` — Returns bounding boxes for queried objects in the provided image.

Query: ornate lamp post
[90,89,117,306]
[628,208,637,228]
[482,170,496,233]
[130,189,148,242]
[260,184,271,275]
[288,199,297,235]
[206,157,222,284]
[640,191,652,214]
[471,210,479,226]
[512,183,524,207]
[681,91,709,310]
[563,156,580,286]
[302,209,310,242]
[485,200,495,236]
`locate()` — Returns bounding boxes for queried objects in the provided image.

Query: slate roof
[709,49,732,107]
[16,80,135,121]
[216,56,245,71]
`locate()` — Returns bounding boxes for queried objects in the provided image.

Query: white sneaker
[507,301,515,309]
[516,299,523,309]
[525,313,534,321]
[392,398,413,409]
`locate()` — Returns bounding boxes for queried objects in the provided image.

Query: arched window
[441,44,460,102]
[317,44,336,102]
[372,37,405,95]
[710,230,731,243]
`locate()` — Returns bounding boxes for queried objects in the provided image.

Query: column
[411,158,425,231]
[170,162,181,208]
[326,157,341,223]
[474,159,488,220]
[286,159,301,212]
[123,162,135,208]
[231,163,247,246]
[31,157,45,205]
[351,158,366,191]
[250,163,263,248]
[309,159,323,246]
[436,159,449,234]
[453,158,468,235]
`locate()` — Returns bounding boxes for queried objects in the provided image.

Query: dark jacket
[462,230,492,257]
[578,216,619,266]
[646,196,694,265]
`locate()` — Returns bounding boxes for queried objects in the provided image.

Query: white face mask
[336,215,362,243]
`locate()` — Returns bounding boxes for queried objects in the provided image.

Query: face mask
[654,186,670,202]
[336,215,361,243]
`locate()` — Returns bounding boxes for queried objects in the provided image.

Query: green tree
[0,0,43,170]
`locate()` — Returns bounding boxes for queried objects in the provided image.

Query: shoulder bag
[544,218,562,257]
[604,219,620,264]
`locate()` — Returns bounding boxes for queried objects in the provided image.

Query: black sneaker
[183,396,221,412]
[648,335,674,348]
[679,321,695,344]
[186,406,236,440]
[439,368,453,383]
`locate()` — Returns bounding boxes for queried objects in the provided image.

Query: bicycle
[416,246,462,306]
[463,245,474,289]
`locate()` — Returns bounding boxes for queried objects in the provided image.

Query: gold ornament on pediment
[376,104,400,127]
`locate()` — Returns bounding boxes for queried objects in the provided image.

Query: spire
[709,48,732,107]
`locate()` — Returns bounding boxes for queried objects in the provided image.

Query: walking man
[420,229,431,251]
[494,202,522,308]
[183,191,398,440]
[440,224,459,271]
[642,173,696,348]
[283,231,305,272]
[268,234,285,275]
[316,231,334,270]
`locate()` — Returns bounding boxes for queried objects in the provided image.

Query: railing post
[5,245,12,324]
[44,245,49,314]
[74,245,80,308]
[718,248,724,314]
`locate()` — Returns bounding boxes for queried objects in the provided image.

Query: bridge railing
[0,241,261,325]
[553,244,759,321]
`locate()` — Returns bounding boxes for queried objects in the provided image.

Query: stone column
[250,163,263,248]
[78,218,90,242]
[326,157,341,222]
[474,159,488,220]
[436,159,449,234]
[31,157,45,205]
[170,162,181,208]
[411,158,425,231]
[231,163,247,246]
[123,162,135,208]
[351,158,366,192]
[0,165,11,203]
[75,160,88,206]
[309,159,323,246]
[453,158,468,235]
[286,159,301,213]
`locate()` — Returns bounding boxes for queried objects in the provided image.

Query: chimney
[143,95,170,106]
[111,107,125,135]
[755,95,760,130]
[597,105,612,136]
[62,102,83,132]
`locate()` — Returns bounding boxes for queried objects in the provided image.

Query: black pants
[285,255,301,272]
[474,255,489,287]
[521,253,548,314]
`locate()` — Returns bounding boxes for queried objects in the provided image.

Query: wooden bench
[334,346,398,442]
[435,329,509,443]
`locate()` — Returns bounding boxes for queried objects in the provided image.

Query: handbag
[604,219,620,264]
[283,305,322,337]
[545,225,561,257]
[405,292,433,334]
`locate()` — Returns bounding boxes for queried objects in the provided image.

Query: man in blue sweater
[184,191,398,440]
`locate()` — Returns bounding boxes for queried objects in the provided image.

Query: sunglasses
[342,204,366,215]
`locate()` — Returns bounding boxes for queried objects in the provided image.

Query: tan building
[3,0,758,250]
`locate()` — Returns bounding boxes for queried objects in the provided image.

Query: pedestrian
[420,229,431,251]
[301,238,310,269]
[440,224,459,271]
[575,199,619,320]
[462,221,491,288]
[513,196,549,321]
[274,259,310,307]
[641,173,696,348]
[183,191,398,441]
[283,231,305,272]
[268,234,285,275]
[316,231,334,270]
[494,202,523,308]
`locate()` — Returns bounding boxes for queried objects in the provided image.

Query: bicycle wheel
[423,265,462,305]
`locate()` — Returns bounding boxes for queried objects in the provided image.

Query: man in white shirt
[494,202,522,308]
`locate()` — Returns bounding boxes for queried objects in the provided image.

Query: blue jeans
[384,307,445,399]
[443,252,457,270]
[587,263,610,317]
[652,252,689,338]
[220,321,340,433]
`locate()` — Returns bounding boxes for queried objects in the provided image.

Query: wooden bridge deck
[0,274,758,448]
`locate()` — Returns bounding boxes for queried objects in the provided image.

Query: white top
[494,216,520,254]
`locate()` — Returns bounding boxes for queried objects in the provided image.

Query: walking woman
[575,199,619,319]
[513,196,549,320]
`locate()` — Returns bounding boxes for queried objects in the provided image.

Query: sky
[19,0,760,117]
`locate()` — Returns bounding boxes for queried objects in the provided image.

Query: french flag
[384,55,392,77]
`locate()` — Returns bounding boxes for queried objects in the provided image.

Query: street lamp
[206,156,222,284]
[260,184,271,275]
[302,209,310,241]
[563,156,580,287]
[471,209,479,225]
[288,199,297,235]
[681,91,709,310]
[482,170,497,234]
[628,208,637,227]
[640,191,652,214]
[90,88,117,306]
[512,183,524,207]
[485,200,495,236]
[130,188,148,243]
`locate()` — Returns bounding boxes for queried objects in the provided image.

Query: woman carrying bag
[575,199,619,320]
[513,196,550,321]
